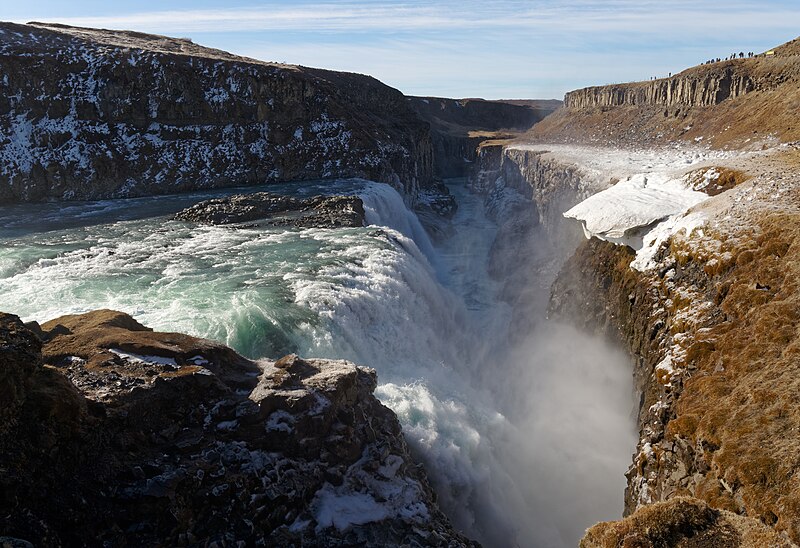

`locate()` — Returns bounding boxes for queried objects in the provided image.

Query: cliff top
[3,21,293,69]
[528,35,800,149]
[571,37,800,96]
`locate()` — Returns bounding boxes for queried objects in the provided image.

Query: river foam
[0,179,636,546]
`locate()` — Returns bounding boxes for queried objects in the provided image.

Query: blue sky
[5,1,800,99]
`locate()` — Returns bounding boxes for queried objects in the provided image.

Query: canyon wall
[0,23,434,204]
[550,196,800,545]
[471,142,800,545]
[409,97,558,178]
[532,43,800,147]
[563,68,757,109]
[469,143,595,342]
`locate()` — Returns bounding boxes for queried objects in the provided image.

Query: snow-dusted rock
[0,22,434,205]
[0,311,476,546]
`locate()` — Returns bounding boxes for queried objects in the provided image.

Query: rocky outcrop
[473,144,591,238]
[470,131,800,544]
[564,67,757,109]
[468,143,592,340]
[531,39,800,147]
[0,310,476,546]
[173,192,365,228]
[409,97,558,177]
[0,22,434,204]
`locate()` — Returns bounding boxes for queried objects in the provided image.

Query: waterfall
[0,179,636,547]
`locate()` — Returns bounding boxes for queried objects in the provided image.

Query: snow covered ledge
[563,171,710,271]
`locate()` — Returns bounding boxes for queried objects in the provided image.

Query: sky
[4,1,800,99]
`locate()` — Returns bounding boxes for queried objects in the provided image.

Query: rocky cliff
[468,142,594,341]
[563,66,758,109]
[531,36,800,147]
[0,310,476,546]
[0,22,435,204]
[550,166,800,545]
[470,133,800,544]
[527,36,800,544]
[408,97,558,177]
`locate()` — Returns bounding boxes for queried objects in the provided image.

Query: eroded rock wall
[550,183,800,545]
[564,68,757,109]
[409,97,557,178]
[469,143,591,339]
[0,23,434,204]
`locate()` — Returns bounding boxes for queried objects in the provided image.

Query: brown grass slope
[665,205,800,542]
[581,498,793,548]
[531,35,800,546]
[529,36,800,148]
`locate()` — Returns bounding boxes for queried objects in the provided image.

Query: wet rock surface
[408,96,558,178]
[0,310,476,546]
[173,192,366,228]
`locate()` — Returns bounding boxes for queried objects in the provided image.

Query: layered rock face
[0,22,434,204]
[468,143,590,341]
[408,97,558,177]
[564,67,757,109]
[0,310,475,546]
[532,39,800,147]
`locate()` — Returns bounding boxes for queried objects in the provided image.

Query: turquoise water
[0,179,636,547]
[0,180,455,368]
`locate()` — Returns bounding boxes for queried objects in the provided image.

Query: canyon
[2,20,800,548]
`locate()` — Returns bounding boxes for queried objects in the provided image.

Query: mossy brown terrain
[550,166,800,543]
[529,37,800,149]
[581,497,793,548]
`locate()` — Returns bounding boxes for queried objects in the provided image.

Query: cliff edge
[0,22,434,204]
[530,36,800,149]
[470,33,800,543]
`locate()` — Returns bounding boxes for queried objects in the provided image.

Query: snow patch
[108,348,177,367]
[564,171,709,271]
[265,410,294,432]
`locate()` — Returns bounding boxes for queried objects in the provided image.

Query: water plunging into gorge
[0,178,636,546]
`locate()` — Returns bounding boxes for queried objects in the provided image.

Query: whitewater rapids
[0,179,635,547]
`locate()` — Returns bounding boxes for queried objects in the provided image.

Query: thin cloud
[35,1,800,36]
[11,0,800,98]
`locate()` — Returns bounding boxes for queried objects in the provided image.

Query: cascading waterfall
[0,179,635,547]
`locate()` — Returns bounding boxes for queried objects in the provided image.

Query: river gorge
[0,173,636,546]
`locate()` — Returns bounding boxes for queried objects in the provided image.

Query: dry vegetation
[529,37,800,150]
[581,497,794,548]
[664,209,800,541]
[540,32,800,547]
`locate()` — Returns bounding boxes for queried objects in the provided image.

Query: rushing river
[0,179,635,547]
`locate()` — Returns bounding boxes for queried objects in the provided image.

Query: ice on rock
[564,171,709,270]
